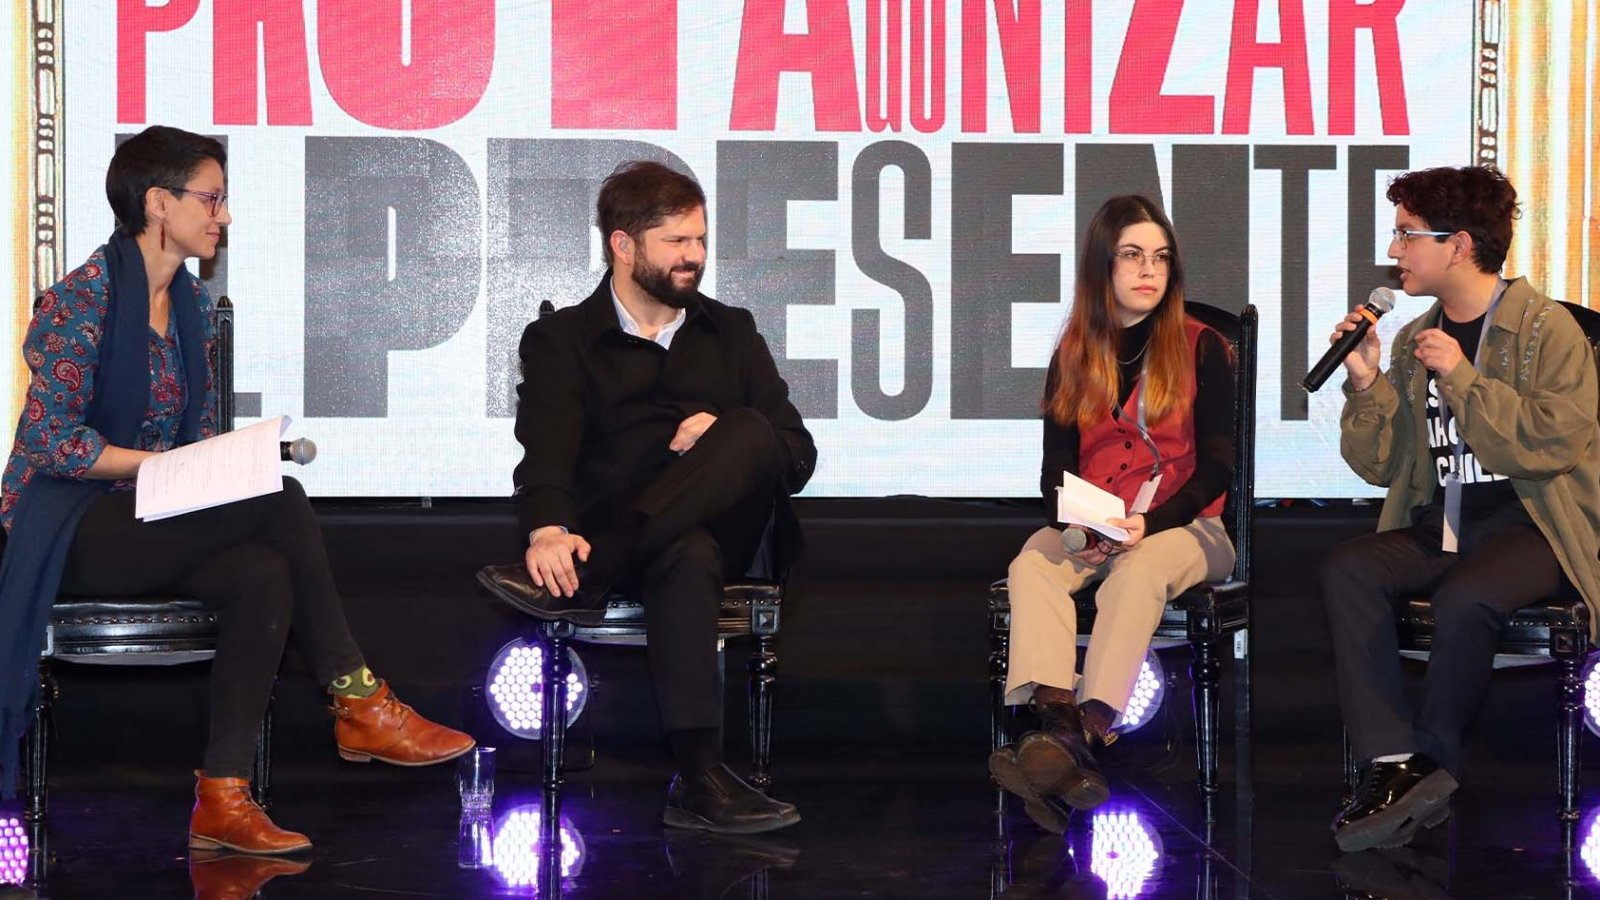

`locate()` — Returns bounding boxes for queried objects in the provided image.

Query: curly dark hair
[596,161,705,266]
[1385,166,1519,273]
[105,125,227,236]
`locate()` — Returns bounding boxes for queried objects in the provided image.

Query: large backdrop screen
[31,2,1499,497]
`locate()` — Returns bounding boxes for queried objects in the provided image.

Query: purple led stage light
[486,638,588,739]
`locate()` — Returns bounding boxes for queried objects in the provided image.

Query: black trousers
[1321,502,1569,774]
[603,408,787,736]
[58,477,365,779]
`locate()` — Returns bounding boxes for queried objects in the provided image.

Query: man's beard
[633,258,704,309]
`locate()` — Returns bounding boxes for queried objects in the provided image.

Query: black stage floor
[5,500,1598,898]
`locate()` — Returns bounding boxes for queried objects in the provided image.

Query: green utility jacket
[1340,277,1600,638]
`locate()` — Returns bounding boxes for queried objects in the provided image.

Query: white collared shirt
[611,283,687,350]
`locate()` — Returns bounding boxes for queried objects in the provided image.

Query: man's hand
[1411,327,1467,375]
[524,526,592,598]
[1331,309,1383,391]
[1107,514,1147,551]
[669,412,718,454]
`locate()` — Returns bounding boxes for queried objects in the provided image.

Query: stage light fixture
[0,816,28,885]
[492,804,585,888]
[486,638,589,739]
[1090,808,1163,900]
[1580,653,1600,738]
[1114,652,1167,734]
[1581,806,1600,884]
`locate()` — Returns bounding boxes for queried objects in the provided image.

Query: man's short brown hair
[596,161,706,266]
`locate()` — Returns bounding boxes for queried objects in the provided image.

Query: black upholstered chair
[15,295,273,821]
[988,301,1259,798]
[1340,300,1600,821]
[499,580,784,793]
[479,300,785,793]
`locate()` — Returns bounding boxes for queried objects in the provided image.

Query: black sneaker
[1332,754,1457,852]
[476,563,610,626]
[663,764,801,835]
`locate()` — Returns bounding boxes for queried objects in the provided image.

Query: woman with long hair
[989,195,1237,830]
[0,126,474,856]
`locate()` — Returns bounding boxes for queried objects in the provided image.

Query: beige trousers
[1003,517,1235,711]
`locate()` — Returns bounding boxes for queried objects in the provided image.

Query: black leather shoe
[664,765,800,835]
[1012,699,1109,811]
[476,564,610,626]
[1332,754,1457,852]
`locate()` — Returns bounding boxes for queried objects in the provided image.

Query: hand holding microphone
[1060,526,1114,565]
[1304,287,1396,393]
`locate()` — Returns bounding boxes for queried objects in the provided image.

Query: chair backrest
[1557,301,1600,417]
[1181,301,1259,585]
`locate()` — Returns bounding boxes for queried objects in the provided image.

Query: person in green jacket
[1320,165,1600,853]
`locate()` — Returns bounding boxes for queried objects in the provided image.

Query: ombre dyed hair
[1046,195,1193,429]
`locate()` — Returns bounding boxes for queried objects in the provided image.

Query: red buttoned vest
[1076,317,1227,518]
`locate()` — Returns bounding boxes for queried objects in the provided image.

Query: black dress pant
[57,477,365,779]
[606,408,788,736]
[1321,501,1570,774]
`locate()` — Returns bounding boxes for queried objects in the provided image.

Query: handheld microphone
[280,438,317,465]
[1302,287,1397,393]
[1061,526,1089,554]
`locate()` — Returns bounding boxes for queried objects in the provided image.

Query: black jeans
[58,477,365,779]
[1321,502,1570,774]
[602,408,788,737]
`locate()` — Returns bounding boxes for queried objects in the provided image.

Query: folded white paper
[1055,471,1130,542]
[135,416,289,522]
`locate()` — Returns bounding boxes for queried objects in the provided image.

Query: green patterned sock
[330,666,380,698]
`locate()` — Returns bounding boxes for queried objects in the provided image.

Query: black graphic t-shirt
[1425,311,1518,514]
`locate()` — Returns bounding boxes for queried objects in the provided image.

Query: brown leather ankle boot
[331,681,476,766]
[1014,695,1109,811]
[189,850,310,899]
[188,772,311,855]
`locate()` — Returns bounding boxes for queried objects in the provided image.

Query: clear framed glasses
[1390,228,1453,247]
[172,187,228,217]
[1114,248,1172,271]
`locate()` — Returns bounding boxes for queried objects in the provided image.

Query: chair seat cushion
[48,597,221,661]
[987,577,1250,642]
[1398,595,1590,656]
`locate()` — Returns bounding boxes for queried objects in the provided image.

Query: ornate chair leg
[252,680,275,809]
[25,662,55,823]
[1557,652,1583,822]
[989,619,1010,754]
[1190,638,1222,797]
[748,634,776,791]
[541,621,575,792]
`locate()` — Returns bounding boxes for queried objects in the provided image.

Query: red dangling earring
[159,222,166,251]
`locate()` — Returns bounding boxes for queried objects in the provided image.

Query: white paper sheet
[1055,472,1131,542]
[134,416,289,522]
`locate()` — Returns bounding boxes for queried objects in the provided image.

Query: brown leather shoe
[188,772,311,855]
[189,850,310,899]
[331,681,476,766]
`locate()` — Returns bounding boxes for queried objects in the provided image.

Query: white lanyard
[1111,359,1164,514]
[1438,281,1505,552]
